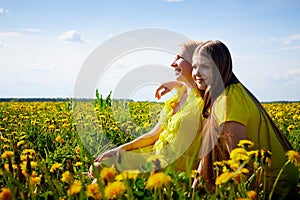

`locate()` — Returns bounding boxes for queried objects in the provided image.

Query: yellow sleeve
[158,93,178,129]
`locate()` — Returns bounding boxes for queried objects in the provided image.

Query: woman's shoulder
[213,83,257,125]
[220,83,252,105]
[226,83,247,97]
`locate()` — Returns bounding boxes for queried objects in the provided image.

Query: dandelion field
[0,96,299,199]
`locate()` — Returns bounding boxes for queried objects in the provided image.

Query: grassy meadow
[0,95,299,199]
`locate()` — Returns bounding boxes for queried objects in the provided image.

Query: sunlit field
[0,96,299,199]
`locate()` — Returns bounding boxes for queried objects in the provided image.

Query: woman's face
[171,47,193,84]
[192,54,213,90]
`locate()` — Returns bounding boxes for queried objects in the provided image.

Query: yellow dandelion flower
[213,161,224,167]
[56,136,64,143]
[238,140,254,149]
[3,145,9,149]
[62,123,69,128]
[75,147,80,154]
[247,150,259,159]
[104,181,126,199]
[256,149,272,166]
[247,190,257,200]
[286,150,300,167]
[4,164,17,172]
[240,168,249,174]
[48,125,55,130]
[115,170,140,181]
[86,183,102,199]
[260,149,271,158]
[32,171,38,177]
[292,114,298,121]
[0,188,12,200]
[67,181,82,195]
[23,149,36,156]
[74,162,82,167]
[215,172,234,185]
[190,170,200,179]
[145,172,172,190]
[224,160,239,171]
[61,171,72,183]
[24,170,33,177]
[100,167,118,182]
[230,148,250,162]
[275,111,284,119]
[74,155,81,161]
[17,140,25,147]
[287,125,295,132]
[23,149,35,159]
[4,164,9,172]
[25,161,38,169]
[20,155,27,161]
[50,163,62,173]
[30,176,41,186]
[2,137,10,143]
[1,151,14,159]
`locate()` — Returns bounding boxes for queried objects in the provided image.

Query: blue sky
[0,0,300,101]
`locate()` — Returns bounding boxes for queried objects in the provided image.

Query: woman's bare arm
[119,123,163,151]
[192,121,246,189]
[221,121,247,152]
[155,81,187,100]
[94,123,163,162]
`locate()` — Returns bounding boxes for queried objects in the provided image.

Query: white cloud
[261,34,300,46]
[276,45,300,51]
[274,68,300,82]
[0,41,4,48]
[58,30,85,43]
[285,68,300,78]
[0,7,10,14]
[0,32,22,37]
[24,28,42,33]
[282,34,300,45]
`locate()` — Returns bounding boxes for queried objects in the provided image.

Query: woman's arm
[192,121,246,189]
[221,121,247,152]
[119,123,163,151]
[94,123,163,162]
[155,81,187,100]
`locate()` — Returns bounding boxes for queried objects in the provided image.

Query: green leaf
[135,178,145,189]
[133,190,144,197]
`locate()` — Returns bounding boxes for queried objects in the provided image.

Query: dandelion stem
[268,160,290,200]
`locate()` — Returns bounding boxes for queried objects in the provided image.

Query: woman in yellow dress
[87,40,204,175]
[192,40,299,199]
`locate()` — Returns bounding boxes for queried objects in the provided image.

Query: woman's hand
[94,147,122,162]
[82,162,102,178]
[155,81,187,100]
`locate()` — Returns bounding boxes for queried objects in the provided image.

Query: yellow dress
[106,88,203,172]
[153,88,203,171]
[213,83,298,197]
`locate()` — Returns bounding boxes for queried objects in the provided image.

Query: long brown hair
[194,40,293,191]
